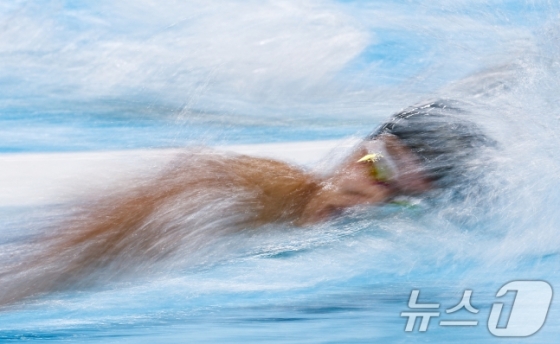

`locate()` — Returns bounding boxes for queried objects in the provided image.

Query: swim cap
[367,100,495,186]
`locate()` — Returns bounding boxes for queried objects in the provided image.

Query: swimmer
[0,100,493,306]
[304,100,493,221]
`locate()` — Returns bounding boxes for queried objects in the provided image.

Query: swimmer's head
[366,100,495,187]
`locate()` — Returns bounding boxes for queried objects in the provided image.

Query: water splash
[2,0,560,342]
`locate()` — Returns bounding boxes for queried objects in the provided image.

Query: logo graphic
[488,280,553,337]
[401,280,553,337]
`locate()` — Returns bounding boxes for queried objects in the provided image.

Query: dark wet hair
[367,100,495,186]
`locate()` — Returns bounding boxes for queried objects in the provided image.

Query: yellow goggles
[357,153,395,183]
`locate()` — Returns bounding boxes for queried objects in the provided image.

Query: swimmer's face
[335,134,432,201]
[300,135,433,223]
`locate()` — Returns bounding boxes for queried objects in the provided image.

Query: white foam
[0,0,367,112]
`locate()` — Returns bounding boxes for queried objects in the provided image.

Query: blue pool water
[2,1,560,342]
